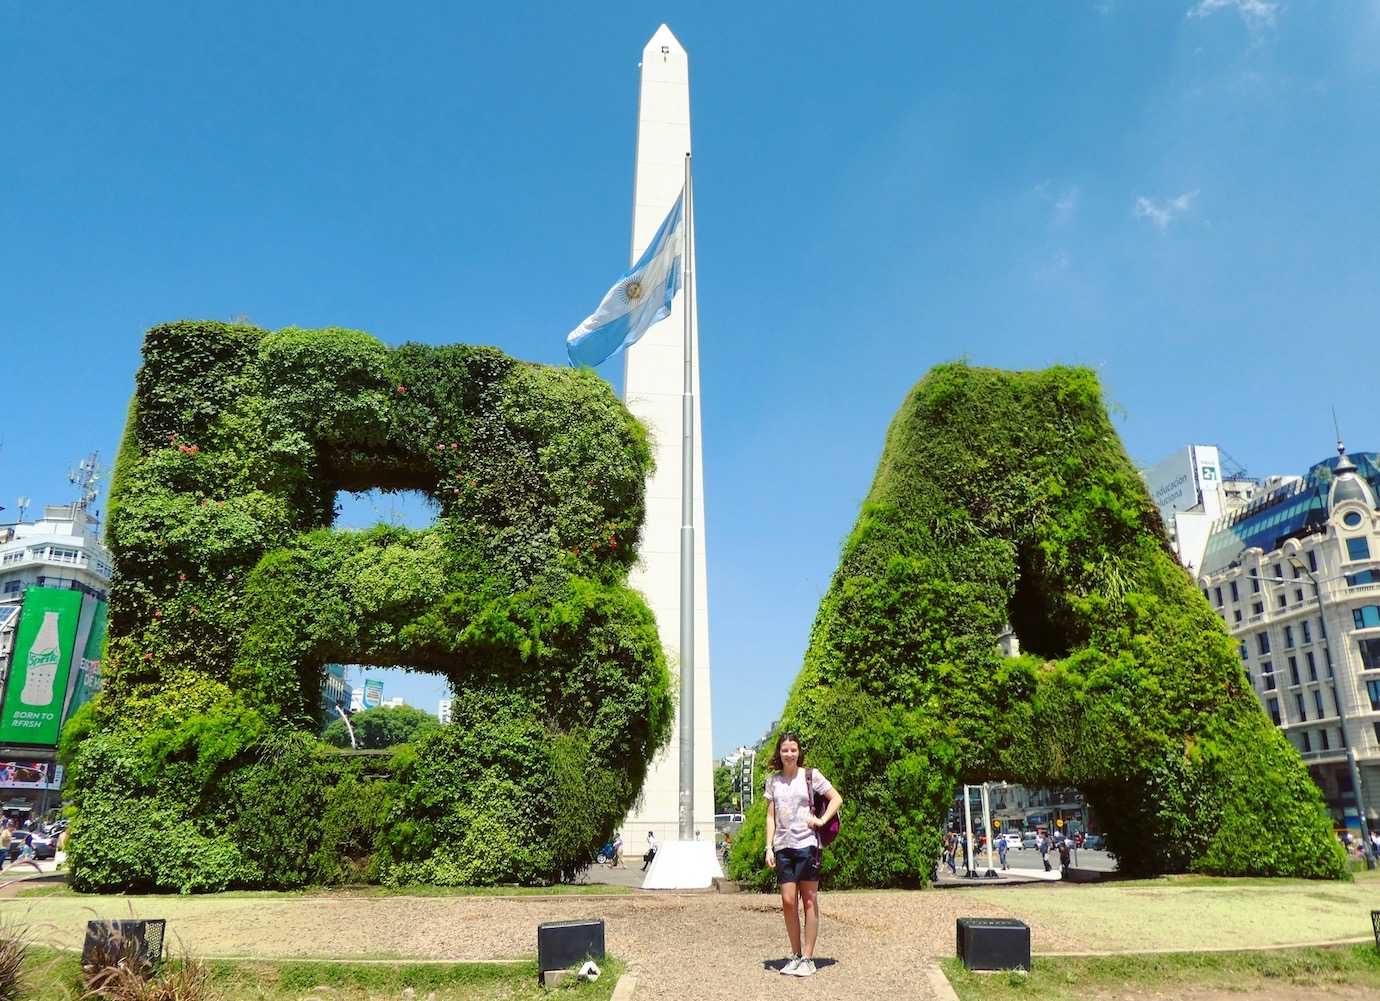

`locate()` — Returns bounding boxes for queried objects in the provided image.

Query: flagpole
[678,152,695,841]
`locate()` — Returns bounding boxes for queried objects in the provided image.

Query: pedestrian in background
[1038,831,1051,872]
[997,832,1009,871]
[611,832,624,868]
[641,831,657,871]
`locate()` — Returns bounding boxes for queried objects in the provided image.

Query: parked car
[1001,832,1022,850]
[1082,833,1105,851]
[1020,832,1039,850]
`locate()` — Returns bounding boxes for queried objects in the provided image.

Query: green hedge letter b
[65,321,672,893]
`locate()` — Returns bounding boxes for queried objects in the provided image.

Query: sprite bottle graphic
[21,611,61,706]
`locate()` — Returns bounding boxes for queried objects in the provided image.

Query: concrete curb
[610,972,637,1000]
[922,959,960,1001]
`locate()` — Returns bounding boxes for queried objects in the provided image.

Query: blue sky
[3,2,1378,755]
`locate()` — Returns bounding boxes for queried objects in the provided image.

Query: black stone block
[956,916,1030,971]
[537,919,605,973]
[82,920,167,967]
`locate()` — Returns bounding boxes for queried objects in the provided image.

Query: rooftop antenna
[1332,406,1345,458]
[67,451,103,513]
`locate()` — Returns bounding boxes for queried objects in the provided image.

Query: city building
[438,697,453,724]
[0,504,112,604]
[320,664,348,720]
[1141,445,1260,575]
[0,499,112,817]
[1195,443,1380,834]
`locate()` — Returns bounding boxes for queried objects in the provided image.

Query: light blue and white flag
[566,191,684,367]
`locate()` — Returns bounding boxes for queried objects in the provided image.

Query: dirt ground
[3,877,1375,1001]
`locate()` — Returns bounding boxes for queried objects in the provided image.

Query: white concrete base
[640,839,722,890]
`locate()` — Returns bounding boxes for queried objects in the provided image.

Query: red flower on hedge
[396,385,408,394]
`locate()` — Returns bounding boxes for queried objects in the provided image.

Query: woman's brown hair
[768,731,806,771]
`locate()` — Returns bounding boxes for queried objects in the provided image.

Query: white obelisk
[623,24,717,887]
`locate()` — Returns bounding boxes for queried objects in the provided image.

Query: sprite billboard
[0,588,83,745]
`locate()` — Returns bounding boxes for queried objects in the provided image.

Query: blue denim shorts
[775,846,821,884]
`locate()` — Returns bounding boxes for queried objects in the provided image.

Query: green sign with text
[0,588,83,745]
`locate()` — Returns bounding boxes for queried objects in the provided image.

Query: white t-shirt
[765,768,833,850]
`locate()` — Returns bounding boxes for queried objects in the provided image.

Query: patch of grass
[19,947,624,1001]
[941,944,1380,1001]
[19,882,631,902]
[321,883,633,898]
[14,886,71,900]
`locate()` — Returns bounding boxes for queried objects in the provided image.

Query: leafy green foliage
[65,321,673,892]
[728,363,1345,888]
[322,704,440,749]
[713,764,735,814]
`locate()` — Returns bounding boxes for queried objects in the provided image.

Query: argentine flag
[566,191,684,368]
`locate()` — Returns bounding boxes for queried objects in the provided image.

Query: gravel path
[7,878,1375,1000]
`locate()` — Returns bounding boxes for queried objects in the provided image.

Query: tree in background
[323,704,440,750]
[713,762,736,814]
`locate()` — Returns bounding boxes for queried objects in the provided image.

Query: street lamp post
[1287,555,1376,868]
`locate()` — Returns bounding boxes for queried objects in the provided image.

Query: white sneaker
[779,956,802,975]
[787,959,816,977]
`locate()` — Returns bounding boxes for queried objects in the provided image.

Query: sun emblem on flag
[621,278,644,305]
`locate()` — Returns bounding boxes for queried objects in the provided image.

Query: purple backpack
[808,768,840,848]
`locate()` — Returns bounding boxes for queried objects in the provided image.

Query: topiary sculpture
[728,363,1346,888]
[62,321,673,892]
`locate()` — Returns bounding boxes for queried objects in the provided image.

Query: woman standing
[764,732,842,978]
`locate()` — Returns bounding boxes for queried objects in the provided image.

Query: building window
[1302,620,1312,643]
[2,581,20,595]
[1244,668,1253,685]
[1234,609,1243,623]
[1325,646,1334,677]
[1257,632,1271,655]
[1295,694,1307,720]
[1359,638,1380,670]
[1314,689,1325,717]
[1344,511,1364,528]
[1288,657,1300,685]
[1347,537,1371,561]
[1277,593,1288,609]
[1301,732,1312,753]
[1374,722,1380,744]
[1252,601,1264,615]
[1353,606,1380,630]
[1239,641,1249,660]
[1346,569,1380,586]
[1273,563,1283,580]
[1250,571,1260,593]
[1230,581,1239,602]
[1267,698,1281,725]
[1284,625,1295,648]
[1263,673,1277,691]
[1320,730,1330,750]
[1308,550,1318,572]
[1368,679,1380,712]
[1294,588,1304,604]
[1214,587,1223,607]
[0,552,21,565]
[1306,651,1318,681]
